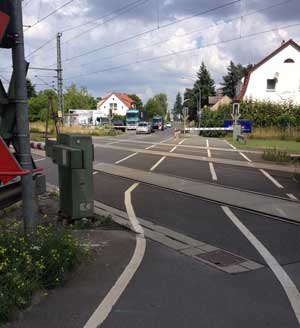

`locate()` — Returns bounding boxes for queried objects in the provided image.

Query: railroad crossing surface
[19,129,300,328]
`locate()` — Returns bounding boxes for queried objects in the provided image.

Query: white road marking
[115,152,138,164]
[170,146,177,153]
[159,136,174,144]
[178,139,186,145]
[206,139,212,158]
[225,139,237,150]
[145,144,156,150]
[209,162,217,181]
[150,156,166,171]
[222,206,300,325]
[239,152,252,162]
[93,171,98,175]
[287,193,299,201]
[107,141,120,145]
[260,169,284,189]
[34,158,46,162]
[84,183,146,328]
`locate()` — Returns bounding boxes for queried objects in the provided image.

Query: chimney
[281,40,286,45]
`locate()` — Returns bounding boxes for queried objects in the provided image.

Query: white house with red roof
[238,39,300,104]
[97,93,136,117]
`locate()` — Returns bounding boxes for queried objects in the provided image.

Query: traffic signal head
[0,0,14,48]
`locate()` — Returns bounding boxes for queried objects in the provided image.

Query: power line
[25,0,149,60]
[26,36,57,58]
[63,0,148,38]
[78,0,293,70]
[24,0,76,32]
[63,0,241,63]
[64,22,300,81]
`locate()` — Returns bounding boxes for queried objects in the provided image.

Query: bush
[0,223,82,324]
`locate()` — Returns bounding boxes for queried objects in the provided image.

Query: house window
[267,79,277,92]
[284,58,295,63]
[109,103,117,111]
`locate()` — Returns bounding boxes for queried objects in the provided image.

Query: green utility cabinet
[47,134,94,220]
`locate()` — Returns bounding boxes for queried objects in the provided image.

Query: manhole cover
[196,250,246,267]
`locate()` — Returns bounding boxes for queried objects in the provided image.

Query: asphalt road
[31,128,300,327]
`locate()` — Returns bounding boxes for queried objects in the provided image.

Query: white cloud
[1,0,299,108]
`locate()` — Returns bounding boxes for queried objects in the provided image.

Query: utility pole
[56,32,64,123]
[11,0,38,232]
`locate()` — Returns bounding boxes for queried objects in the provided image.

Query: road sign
[224,120,252,133]
[0,137,26,184]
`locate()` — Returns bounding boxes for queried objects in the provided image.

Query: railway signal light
[0,0,14,48]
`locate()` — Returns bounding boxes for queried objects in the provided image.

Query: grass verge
[0,223,84,325]
[226,137,300,153]
[30,121,122,138]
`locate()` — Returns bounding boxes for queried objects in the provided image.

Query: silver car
[136,122,151,134]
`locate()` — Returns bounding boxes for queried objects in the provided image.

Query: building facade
[238,39,300,104]
[97,93,136,117]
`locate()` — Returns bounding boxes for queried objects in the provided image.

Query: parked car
[136,121,151,134]
[166,122,172,128]
[111,118,126,132]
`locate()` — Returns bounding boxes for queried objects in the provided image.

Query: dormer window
[284,58,295,63]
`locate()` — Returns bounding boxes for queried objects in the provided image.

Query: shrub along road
[27,129,300,327]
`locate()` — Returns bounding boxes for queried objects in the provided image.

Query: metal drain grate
[196,250,246,267]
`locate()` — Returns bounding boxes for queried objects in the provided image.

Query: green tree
[63,84,96,111]
[127,94,143,110]
[221,61,252,99]
[173,92,183,117]
[196,62,215,108]
[183,88,197,120]
[153,93,168,116]
[144,98,164,118]
[28,89,57,122]
[26,79,36,98]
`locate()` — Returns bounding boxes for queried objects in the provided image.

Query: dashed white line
[178,139,186,145]
[34,158,46,162]
[115,152,138,164]
[84,183,146,328]
[209,162,218,181]
[145,144,156,150]
[287,193,299,201]
[93,171,98,175]
[206,139,212,158]
[239,152,252,162]
[260,169,284,189]
[159,136,174,144]
[222,206,300,325]
[150,156,166,171]
[170,146,177,153]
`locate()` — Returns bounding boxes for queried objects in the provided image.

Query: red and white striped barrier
[30,141,45,151]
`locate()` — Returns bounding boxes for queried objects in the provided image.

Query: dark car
[111,118,126,132]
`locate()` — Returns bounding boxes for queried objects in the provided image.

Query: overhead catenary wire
[63,0,149,42]
[62,0,241,63]
[24,0,76,32]
[77,0,293,70]
[64,21,300,81]
[25,0,150,60]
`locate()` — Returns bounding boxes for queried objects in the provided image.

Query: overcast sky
[1,0,300,108]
